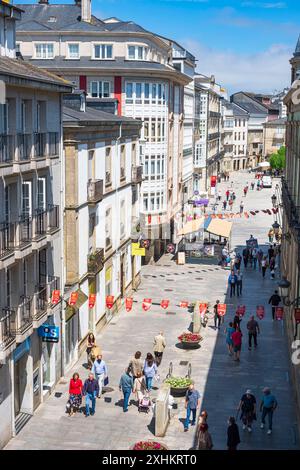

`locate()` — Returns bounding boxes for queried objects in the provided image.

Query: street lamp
[271,194,277,208]
[277,277,300,306]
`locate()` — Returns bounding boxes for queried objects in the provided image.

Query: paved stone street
[5,171,299,450]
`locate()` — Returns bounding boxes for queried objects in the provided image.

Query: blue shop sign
[13,337,31,362]
[38,324,59,343]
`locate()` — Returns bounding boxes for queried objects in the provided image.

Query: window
[120,145,126,180]
[6,269,11,308]
[94,44,113,59]
[135,83,142,103]
[152,84,157,104]
[120,200,126,239]
[37,177,46,211]
[67,43,79,59]
[105,147,112,186]
[90,81,110,98]
[39,249,47,286]
[22,181,32,218]
[127,45,148,60]
[105,207,112,250]
[144,119,149,142]
[35,43,54,59]
[126,82,133,103]
[132,143,136,165]
[144,83,150,102]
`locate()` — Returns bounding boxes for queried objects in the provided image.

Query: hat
[246,389,252,395]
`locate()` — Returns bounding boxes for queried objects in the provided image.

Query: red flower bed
[133,441,166,450]
[178,333,202,343]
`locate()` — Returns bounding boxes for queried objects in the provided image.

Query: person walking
[91,354,108,398]
[228,271,238,298]
[261,256,268,278]
[269,256,276,279]
[239,201,244,214]
[184,383,201,432]
[225,322,235,356]
[229,198,233,210]
[226,189,230,201]
[233,313,242,330]
[213,300,222,329]
[223,200,227,211]
[133,371,147,404]
[227,417,241,451]
[251,182,255,190]
[257,248,264,271]
[143,353,158,391]
[252,247,258,270]
[268,229,274,244]
[68,372,83,416]
[242,247,250,268]
[119,367,134,413]
[86,332,96,370]
[238,390,256,433]
[243,186,247,197]
[232,192,236,202]
[232,327,243,362]
[196,423,213,450]
[153,331,166,366]
[268,290,281,320]
[218,189,222,201]
[247,315,260,350]
[268,244,275,263]
[236,270,243,297]
[260,387,278,435]
[128,351,143,381]
[82,372,99,417]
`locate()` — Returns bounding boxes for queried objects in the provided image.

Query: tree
[269,146,286,170]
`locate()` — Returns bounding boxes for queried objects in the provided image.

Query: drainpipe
[59,94,65,379]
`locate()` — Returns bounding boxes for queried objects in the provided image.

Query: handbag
[104,376,109,386]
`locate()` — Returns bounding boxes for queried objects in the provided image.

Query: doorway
[14,354,28,417]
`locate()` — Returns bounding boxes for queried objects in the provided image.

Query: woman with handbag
[143,353,158,391]
[133,371,147,404]
[68,373,83,416]
[86,332,96,370]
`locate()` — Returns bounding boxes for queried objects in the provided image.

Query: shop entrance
[14,353,28,417]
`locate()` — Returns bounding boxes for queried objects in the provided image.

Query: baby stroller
[66,394,82,416]
[138,395,151,413]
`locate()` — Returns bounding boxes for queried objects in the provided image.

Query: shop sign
[256,305,265,319]
[275,307,284,320]
[106,295,114,309]
[295,308,300,324]
[51,290,60,305]
[217,304,227,317]
[132,243,145,256]
[125,298,133,312]
[38,324,59,343]
[13,338,31,362]
[88,294,96,309]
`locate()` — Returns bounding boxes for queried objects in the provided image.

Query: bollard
[155,383,171,437]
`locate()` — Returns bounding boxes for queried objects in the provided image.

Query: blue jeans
[261,407,274,430]
[146,376,153,391]
[184,404,197,429]
[122,388,131,411]
[85,392,96,416]
[253,258,257,269]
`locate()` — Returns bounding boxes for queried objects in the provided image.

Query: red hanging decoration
[160,299,170,310]
[142,298,152,311]
[51,290,60,305]
[217,304,227,317]
[106,295,114,309]
[199,303,207,318]
[256,305,265,319]
[147,214,152,224]
[236,305,246,317]
[88,294,96,309]
[125,297,133,312]
[180,301,189,308]
[275,307,284,320]
[69,292,79,306]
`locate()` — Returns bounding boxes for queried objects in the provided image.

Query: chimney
[80,0,92,23]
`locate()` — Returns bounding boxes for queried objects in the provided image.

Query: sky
[17,0,300,95]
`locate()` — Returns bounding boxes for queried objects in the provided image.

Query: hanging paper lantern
[236,305,246,317]
[160,299,170,310]
[199,303,207,318]
[69,291,79,306]
[256,305,265,319]
[88,294,96,309]
[180,301,189,308]
[142,298,152,311]
[275,307,284,320]
[106,295,114,309]
[217,304,227,317]
[51,290,61,305]
[125,297,133,312]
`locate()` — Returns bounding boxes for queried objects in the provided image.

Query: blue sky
[17,0,300,94]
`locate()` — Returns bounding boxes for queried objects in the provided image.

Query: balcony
[132,165,143,184]
[48,132,59,157]
[0,134,15,164]
[281,177,300,227]
[12,296,33,342]
[0,308,16,360]
[0,222,16,260]
[87,179,104,205]
[208,132,220,141]
[33,286,48,327]
[87,248,104,277]
[34,132,47,158]
[47,204,59,234]
[19,216,33,246]
[34,209,47,238]
[17,133,32,161]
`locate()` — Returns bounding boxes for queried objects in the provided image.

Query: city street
[5,171,299,451]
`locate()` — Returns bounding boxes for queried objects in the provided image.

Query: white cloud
[241,1,287,8]
[182,39,292,94]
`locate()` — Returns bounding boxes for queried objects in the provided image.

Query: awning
[178,217,205,236]
[206,218,232,239]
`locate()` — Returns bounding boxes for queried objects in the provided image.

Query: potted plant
[131,441,168,450]
[178,332,203,348]
[164,376,193,397]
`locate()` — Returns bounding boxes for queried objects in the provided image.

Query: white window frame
[22,181,32,218]
[92,43,113,60]
[67,43,80,60]
[127,44,149,61]
[34,43,54,59]
[90,81,111,98]
[37,177,46,211]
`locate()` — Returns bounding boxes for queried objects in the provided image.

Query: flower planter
[169,385,190,397]
[165,376,193,397]
[180,340,201,349]
[178,333,203,349]
[131,441,168,450]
